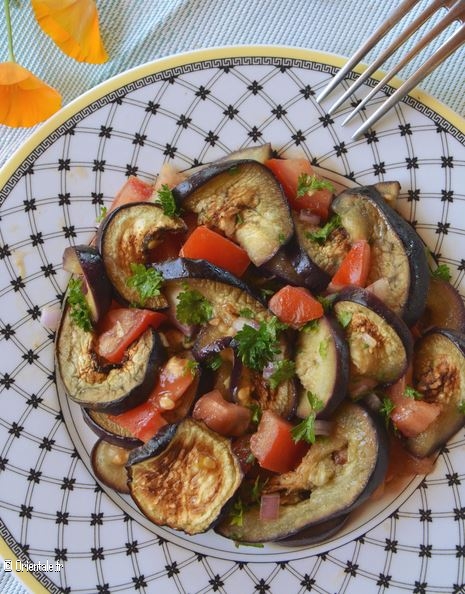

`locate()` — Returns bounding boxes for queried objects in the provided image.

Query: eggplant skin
[331,185,429,326]
[56,307,166,414]
[172,159,294,266]
[82,408,143,448]
[333,287,413,390]
[406,328,465,458]
[127,419,243,535]
[215,401,388,544]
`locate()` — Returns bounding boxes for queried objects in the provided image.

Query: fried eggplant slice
[333,288,413,395]
[295,315,349,419]
[331,185,429,326]
[97,202,186,308]
[127,418,243,534]
[406,328,465,458]
[172,160,293,266]
[216,401,388,544]
[417,277,465,334]
[56,307,166,413]
[91,439,132,494]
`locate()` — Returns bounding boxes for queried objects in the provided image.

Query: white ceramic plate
[1,46,465,594]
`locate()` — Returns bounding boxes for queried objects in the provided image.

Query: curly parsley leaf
[305,214,341,245]
[403,385,423,400]
[67,278,93,332]
[291,392,324,444]
[379,396,395,427]
[235,317,285,372]
[297,173,335,196]
[176,286,213,325]
[126,263,164,306]
[154,183,180,218]
[431,263,452,282]
[269,359,296,390]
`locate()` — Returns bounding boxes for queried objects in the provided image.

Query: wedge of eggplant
[295,315,349,419]
[215,401,388,544]
[97,202,186,308]
[185,143,272,176]
[333,288,413,395]
[172,160,293,266]
[331,185,429,326]
[62,245,112,324]
[417,277,465,334]
[56,307,166,413]
[127,418,243,534]
[405,328,465,458]
[91,439,132,494]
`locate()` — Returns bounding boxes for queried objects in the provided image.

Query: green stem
[4,0,16,62]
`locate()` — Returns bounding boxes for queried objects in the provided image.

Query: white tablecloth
[1,0,464,592]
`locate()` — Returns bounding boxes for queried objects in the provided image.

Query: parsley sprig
[431,263,452,282]
[291,392,324,444]
[269,359,296,390]
[126,263,164,306]
[67,278,93,332]
[305,214,341,245]
[235,317,285,372]
[154,183,180,218]
[297,173,334,196]
[176,286,213,325]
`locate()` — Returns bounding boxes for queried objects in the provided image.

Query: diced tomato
[268,284,324,328]
[330,240,371,289]
[179,225,251,277]
[109,357,197,442]
[96,308,167,364]
[250,410,308,473]
[192,389,252,437]
[386,374,441,438]
[265,158,333,219]
[109,405,168,443]
[108,176,153,213]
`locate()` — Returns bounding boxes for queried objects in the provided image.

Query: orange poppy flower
[0,62,62,127]
[31,0,108,64]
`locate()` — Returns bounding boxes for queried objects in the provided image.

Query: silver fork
[316,0,465,139]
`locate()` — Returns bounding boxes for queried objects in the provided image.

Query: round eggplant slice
[127,418,243,535]
[405,328,465,458]
[172,159,293,266]
[215,401,388,544]
[295,315,349,419]
[91,439,132,494]
[62,245,112,324]
[97,202,186,308]
[417,277,465,334]
[331,185,429,326]
[185,143,272,176]
[333,288,413,394]
[56,307,166,413]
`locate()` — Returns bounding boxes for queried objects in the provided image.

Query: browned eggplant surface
[55,145,465,546]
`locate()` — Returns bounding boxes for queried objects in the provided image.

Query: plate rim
[1,43,465,593]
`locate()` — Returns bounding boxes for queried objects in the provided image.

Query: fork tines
[316,0,465,139]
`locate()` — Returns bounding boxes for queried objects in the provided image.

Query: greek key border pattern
[0,55,463,207]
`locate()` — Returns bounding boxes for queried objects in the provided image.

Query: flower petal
[0,62,62,127]
[31,0,108,64]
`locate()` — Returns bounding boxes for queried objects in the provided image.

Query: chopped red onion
[314,419,334,436]
[299,209,321,226]
[40,306,62,330]
[365,277,390,302]
[262,361,277,381]
[259,493,280,521]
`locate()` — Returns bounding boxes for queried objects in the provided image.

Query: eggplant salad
[55,143,465,546]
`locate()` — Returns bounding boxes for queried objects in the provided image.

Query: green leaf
[305,214,341,245]
[336,309,352,329]
[235,317,284,371]
[154,183,180,218]
[403,385,423,400]
[229,499,245,527]
[269,359,296,390]
[176,286,213,325]
[431,263,452,282]
[379,396,395,427]
[207,353,223,371]
[96,205,107,223]
[126,263,164,306]
[297,173,335,196]
[67,278,93,332]
[291,392,324,444]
